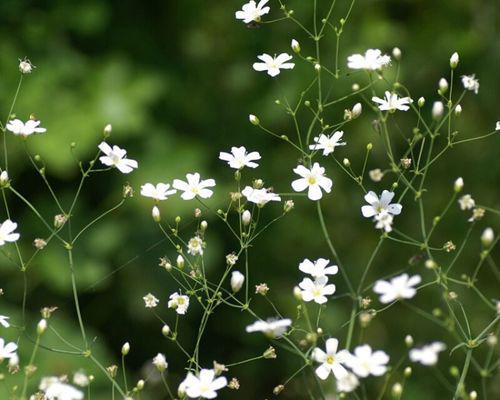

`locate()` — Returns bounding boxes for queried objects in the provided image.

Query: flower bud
[249,114,260,126]
[454,104,462,116]
[418,97,425,107]
[481,227,494,247]
[152,206,161,222]
[37,319,47,335]
[0,170,9,187]
[454,177,464,192]
[176,254,185,269]
[352,83,360,91]
[352,102,362,118]
[136,380,145,390]
[162,324,171,337]
[392,47,402,60]
[19,58,34,74]
[343,158,350,167]
[121,342,130,356]
[291,39,301,53]
[230,271,245,293]
[432,101,444,120]
[242,210,251,226]
[200,220,208,231]
[404,366,412,377]
[263,346,277,359]
[404,335,414,347]
[469,391,477,400]
[438,78,449,94]
[450,52,459,69]
[103,124,112,136]
[391,383,403,397]
[293,286,302,300]
[283,200,294,213]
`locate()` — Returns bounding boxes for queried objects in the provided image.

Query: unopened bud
[176,254,184,269]
[392,47,402,60]
[432,101,444,119]
[263,346,276,359]
[242,210,251,226]
[162,324,171,337]
[249,114,260,126]
[481,227,494,247]
[291,39,301,53]
[418,97,425,107]
[230,271,245,293]
[121,342,130,356]
[343,158,350,167]
[37,319,47,335]
[391,383,403,397]
[454,104,462,116]
[438,78,449,94]
[152,206,161,222]
[136,380,145,390]
[405,335,414,347]
[103,124,112,137]
[450,52,459,69]
[454,177,464,192]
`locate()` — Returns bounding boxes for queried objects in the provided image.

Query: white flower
[291,163,332,201]
[312,338,350,380]
[298,258,338,279]
[179,369,227,399]
[0,315,10,328]
[187,236,204,256]
[461,74,479,94]
[230,271,245,292]
[0,219,20,246]
[253,53,295,77]
[241,186,281,206]
[19,58,35,74]
[432,101,444,119]
[373,273,422,303]
[361,190,402,219]
[73,372,90,387]
[343,345,390,377]
[140,183,176,201]
[173,173,216,200]
[369,169,384,182]
[6,118,46,137]
[299,276,336,304]
[143,293,159,308]
[374,210,394,232]
[481,227,494,247]
[39,377,84,400]
[458,194,475,210]
[168,292,190,315]
[347,49,391,70]
[336,372,359,393]
[309,131,346,155]
[98,142,138,174]
[219,146,261,169]
[0,338,17,360]
[245,318,291,338]
[372,91,412,112]
[153,353,168,372]
[235,0,270,24]
[409,342,446,366]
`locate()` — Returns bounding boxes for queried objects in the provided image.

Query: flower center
[326,356,335,364]
[308,176,317,185]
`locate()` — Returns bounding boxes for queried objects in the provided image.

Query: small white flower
[6,118,46,137]
[179,369,227,399]
[361,190,402,219]
[98,142,138,174]
[432,101,444,119]
[0,219,20,246]
[245,318,291,338]
[19,58,35,74]
[409,342,446,366]
[39,377,84,400]
[347,49,391,71]
[143,293,159,308]
[298,258,338,279]
[253,53,295,77]
[140,183,176,201]
[168,292,190,315]
[374,210,394,232]
[309,131,346,155]
[312,338,350,380]
[461,74,479,94]
[372,91,412,112]
[299,276,336,304]
[235,0,270,24]
[73,372,90,387]
[0,338,17,360]
[373,273,422,304]
[0,315,10,328]
[369,169,384,182]
[230,271,245,293]
[343,345,390,377]
[336,372,360,393]
[187,236,204,256]
[458,194,475,210]
[153,353,168,372]
[173,173,216,200]
[241,186,281,206]
[219,146,261,169]
[291,163,332,201]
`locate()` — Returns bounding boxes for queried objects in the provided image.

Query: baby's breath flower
[246,318,291,338]
[141,183,176,201]
[343,345,390,377]
[369,168,384,182]
[263,346,276,359]
[372,92,412,112]
[469,207,485,222]
[19,58,35,74]
[443,241,456,252]
[226,253,238,266]
[7,118,46,137]
[309,132,346,155]
[152,353,168,372]
[312,338,350,380]
[230,271,244,292]
[298,276,336,304]
[98,142,138,174]
[409,342,446,366]
[168,292,190,315]
[219,146,261,169]
[291,163,332,201]
[450,52,459,69]
[255,283,269,295]
[173,173,216,200]
[432,101,444,119]
[347,49,391,70]
[401,158,412,169]
[481,227,494,247]
[143,293,159,308]
[253,53,295,77]
[461,74,479,94]
[373,273,421,303]
[458,194,475,210]
[235,0,270,24]
[454,177,464,192]
[178,369,227,399]
[242,186,281,206]
[187,236,204,256]
[33,238,47,250]
[228,378,240,390]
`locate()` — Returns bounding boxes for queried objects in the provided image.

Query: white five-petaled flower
[39,376,84,400]
[347,49,391,71]
[336,372,360,393]
[298,258,338,279]
[179,368,227,399]
[140,183,176,201]
[0,338,18,360]
[6,119,46,137]
[409,342,446,366]
[245,318,291,338]
[461,74,479,94]
[173,173,216,200]
[219,146,261,169]
[309,131,346,155]
[0,315,9,328]
[458,194,475,210]
[98,142,138,174]
[187,236,204,256]
[0,219,20,246]
[168,292,190,315]
[312,338,350,380]
[235,0,270,24]
[143,293,159,308]
[291,163,332,201]
[372,91,412,112]
[373,273,422,304]
[299,275,336,304]
[241,186,281,206]
[361,190,402,219]
[343,345,390,377]
[253,53,295,77]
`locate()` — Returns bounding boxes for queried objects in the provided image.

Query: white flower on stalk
[373,273,422,304]
[230,271,245,293]
[0,315,10,328]
[309,131,346,155]
[153,353,168,372]
[361,190,402,219]
[173,173,216,200]
[0,338,17,360]
[235,0,270,24]
[299,276,336,304]
[312,338,350,380]
[187,236,204,256]
[72,372,90,387]
[461,74,479,94]
[372,91,412,112]
[343,345,390,377]
[253,53,295,77]
[241,186,281,206]
[369,169,384,182]
[143,293,159,308]
[39,377,84,400]
[179,369,227,399]
[6,118,46,137]
[347,49,391,71]
[140,183,176,201]
[219,146,261,169]
[409,342,446,366]
[0,219,20,246]
[336,372,360,393]
[19,58,35,74]
[98,142,138,174]
[245,318,291,338]
[168,292,190,315]
[291,163,332,201]
[298,258,338,279]
[458,194,475,210]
